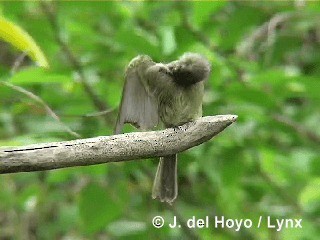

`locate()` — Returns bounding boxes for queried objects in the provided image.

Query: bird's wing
[114,56,159,134]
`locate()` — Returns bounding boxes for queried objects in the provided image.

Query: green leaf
[46,168,76,185]
[18,184,40,211]
[260,148,288,184]
[193,1,226,28]
[159,26,176,55]
[0,16,49,68]
[226,82,277,109]
[79,183,121,234]
[115,26,160,57]
[281,221,319,240]
[174,26,196,54]
[219,5,266,50]
[9,67,71,84]
[299,178,320,213]
[310,156,320,176]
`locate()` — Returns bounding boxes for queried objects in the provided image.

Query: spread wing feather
[115,57,159,134]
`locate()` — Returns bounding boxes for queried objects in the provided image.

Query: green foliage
[0,1,319,239]
[79,183,122,234]
[9,67,71,84]
[0,15,49,67]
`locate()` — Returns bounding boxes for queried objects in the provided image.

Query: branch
[10,51,29,75]
[273,114,320,144]
[178,4,215,51]
[40,2,114,126]
[236,12,293,60]
[253,150,303,214]
[0,81,80,138]
[0,115,237,174]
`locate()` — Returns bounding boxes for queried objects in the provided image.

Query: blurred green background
[0,1,319,239]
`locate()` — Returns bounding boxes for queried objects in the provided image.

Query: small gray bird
[115,53,211,204]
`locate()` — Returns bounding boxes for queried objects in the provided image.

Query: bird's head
[168,53,211,87]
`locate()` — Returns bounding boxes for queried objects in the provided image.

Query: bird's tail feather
[152,154,177,204]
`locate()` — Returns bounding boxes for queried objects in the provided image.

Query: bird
[115,53,211,204]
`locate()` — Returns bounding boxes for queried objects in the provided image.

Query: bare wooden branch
[0,115,237,174]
